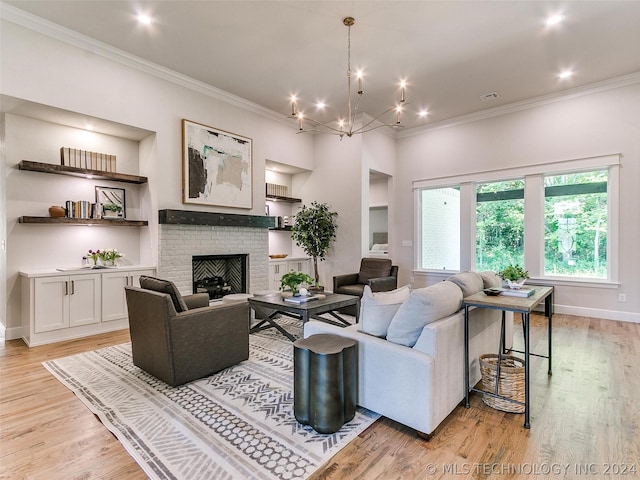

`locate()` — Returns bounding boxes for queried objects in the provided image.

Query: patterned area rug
[43,319,379,480]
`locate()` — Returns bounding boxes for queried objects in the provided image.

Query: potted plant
[102,203,123,218]
[497,264,530,289]
[291,201,338,291]
[280,270,315,297]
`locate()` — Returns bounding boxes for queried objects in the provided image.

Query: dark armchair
[124,276,249,387]
[333,258,399,315]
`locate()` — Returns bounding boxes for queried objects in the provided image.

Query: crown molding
[398,70,640,139]
[0,3,292,129]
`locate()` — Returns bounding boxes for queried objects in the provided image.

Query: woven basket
[479,353,525,413]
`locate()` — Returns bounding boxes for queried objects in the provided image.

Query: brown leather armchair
[333,258,399,315]
[124,276,249,386]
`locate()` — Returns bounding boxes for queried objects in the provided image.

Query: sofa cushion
[386,281,463,347]
[357,258,393,285]
[359,285,411,337]
[478,270,502,289]
[139,275,189,312]
[446,271,484,298]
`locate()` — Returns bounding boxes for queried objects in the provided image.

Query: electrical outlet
[618,293,626,302]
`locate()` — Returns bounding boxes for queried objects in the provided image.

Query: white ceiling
[5,1,640,131]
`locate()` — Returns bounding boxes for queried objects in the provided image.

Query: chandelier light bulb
[316,101,326,110]
[545,14,564,27]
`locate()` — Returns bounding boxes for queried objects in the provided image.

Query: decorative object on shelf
[269,254,288,259]
[279,270,314,296]
[266,183,287,197]
[85,249,102,265]
[48,205,66,217]
[182,119,252,209]
[288,16,424,138]
[60,147,116,171]
[100,248,124,266]
[96,186,126,220]
[497,264,530,289]
[291,201,338,288]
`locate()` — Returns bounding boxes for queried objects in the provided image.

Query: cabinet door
[34,276,69,333]
[102,269,155,322]
[288,259,311,276]
[269,262,288,291]
[69,274,101,327]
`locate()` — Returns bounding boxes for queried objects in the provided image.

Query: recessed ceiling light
[137,13,152,25]
[545,14,564,27]
[558,70,573,79]
[418,110,428,118]
[316,101,326,110]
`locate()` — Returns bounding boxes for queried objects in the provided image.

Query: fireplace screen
[192,254,248,300]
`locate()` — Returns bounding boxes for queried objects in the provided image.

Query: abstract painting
[182,119,253,209]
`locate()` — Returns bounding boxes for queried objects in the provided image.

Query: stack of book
[284,295,319,304]
[60,147,116,172]
[484,287,536,298]
[64,200,100,219]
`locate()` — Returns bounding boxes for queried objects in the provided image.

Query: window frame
[413,154,620,286]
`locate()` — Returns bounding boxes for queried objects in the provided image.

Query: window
[475,180,525,272]
[544,171,608,278]
[419,187,460,270]
[414,154,618,283]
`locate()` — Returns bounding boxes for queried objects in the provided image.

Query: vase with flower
[86,249,101,266]
[100,248,124,266]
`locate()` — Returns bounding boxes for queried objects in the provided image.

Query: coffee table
[248,293,359,341]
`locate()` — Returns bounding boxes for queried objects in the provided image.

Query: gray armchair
[124,276,249,387]
[333,258,399,315]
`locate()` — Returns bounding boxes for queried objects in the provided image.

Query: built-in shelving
[265,194,301,203]
[269,226,293,231]
[19,160,148,184]
[19,216,148,227]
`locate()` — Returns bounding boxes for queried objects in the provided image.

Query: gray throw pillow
[359,284,411,337]
[478,270,502,289]
[386,281,463,347]
[446,271,484,297]
[139,275,189,312]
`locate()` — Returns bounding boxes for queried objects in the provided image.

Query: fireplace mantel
[159,209,274,228]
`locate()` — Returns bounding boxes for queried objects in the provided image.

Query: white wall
[1,19,314,337]
[396,83,640,322]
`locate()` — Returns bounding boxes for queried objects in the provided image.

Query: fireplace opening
[192,254,248,300]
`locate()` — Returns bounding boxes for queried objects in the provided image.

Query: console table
[463,285,554,428]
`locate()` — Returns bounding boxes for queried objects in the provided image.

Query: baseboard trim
[3,325,24,341]
[554,304,639,324]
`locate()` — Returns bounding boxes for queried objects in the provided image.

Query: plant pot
[506,279,527,290]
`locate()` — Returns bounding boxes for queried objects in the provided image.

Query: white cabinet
[268,258,312,291]
[102,269,155,322]
[21,266,155,346]
[268,261,288,291]
[33,274,101,333]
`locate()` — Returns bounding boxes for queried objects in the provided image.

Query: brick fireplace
[158,210,272,296]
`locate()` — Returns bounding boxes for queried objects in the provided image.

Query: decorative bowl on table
[506,279,527,290]
[483,288,502,296]
[269,254,288,259]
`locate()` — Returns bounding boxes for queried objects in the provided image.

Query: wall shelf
[19,160,148,184]
[19,216,148,227]
[269,226,293,231]
[266,194,301,203]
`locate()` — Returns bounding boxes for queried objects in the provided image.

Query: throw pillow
[357,258,393,285]
[446,271,484,297]
[386,281,463,347]
[478,270,502,289]
[139,275,189,312]
[359,284,411,337]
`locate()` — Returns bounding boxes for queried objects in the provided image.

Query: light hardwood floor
[1,314,639,479]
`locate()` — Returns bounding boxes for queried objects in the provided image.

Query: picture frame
[95,186,126,220]
[182,119,253,209]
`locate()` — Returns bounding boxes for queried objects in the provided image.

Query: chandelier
[289,16,414,138]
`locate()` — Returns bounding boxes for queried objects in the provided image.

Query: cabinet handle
[71,280,75,295]
[64,281,68,296]
[125,276,129,286]
[130,276,134,286]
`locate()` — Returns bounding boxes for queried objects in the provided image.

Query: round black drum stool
[293,334,357,434]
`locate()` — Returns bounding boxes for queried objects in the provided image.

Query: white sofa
[303,271,513,437]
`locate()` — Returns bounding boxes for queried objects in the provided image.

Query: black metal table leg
[546,293,553,375]
[524,312,531,429]
[464,305,470,408]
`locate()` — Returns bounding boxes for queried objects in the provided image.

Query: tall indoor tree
[291,201,338,287]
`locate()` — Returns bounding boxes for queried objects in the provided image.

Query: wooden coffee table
[248,293,359,341]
